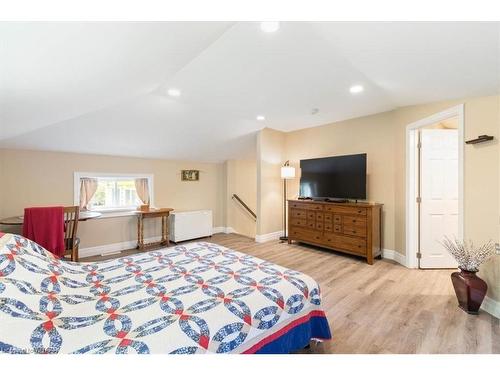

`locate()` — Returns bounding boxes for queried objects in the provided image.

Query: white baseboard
[81,227,235,258]
[382,248,407,267]
[80,236,162,258]
[255,231,282,243]
[213,227,236,234]
[481,295,500,318]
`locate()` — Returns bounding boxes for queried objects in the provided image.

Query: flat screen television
[299,153,367,200]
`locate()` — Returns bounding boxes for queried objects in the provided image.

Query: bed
[0,232,331,354]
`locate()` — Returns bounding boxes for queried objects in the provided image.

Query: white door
[419,129,459,268]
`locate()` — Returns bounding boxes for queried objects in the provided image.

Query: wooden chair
[63,206,80,262]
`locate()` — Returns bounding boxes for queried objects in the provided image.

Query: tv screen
[299,154,367,200]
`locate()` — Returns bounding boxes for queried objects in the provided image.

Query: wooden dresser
[287,200,382,264]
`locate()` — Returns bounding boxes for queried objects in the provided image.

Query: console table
[135,208,174,251]
[287,200,382,264]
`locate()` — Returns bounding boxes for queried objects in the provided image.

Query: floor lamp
[280,161,296,241]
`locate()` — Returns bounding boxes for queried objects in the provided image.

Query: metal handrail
[232,194,257,220]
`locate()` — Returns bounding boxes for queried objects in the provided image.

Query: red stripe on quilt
[242,310,330,354]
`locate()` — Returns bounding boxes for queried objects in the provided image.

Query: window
[74,172,154,212]
[90,178,141,210]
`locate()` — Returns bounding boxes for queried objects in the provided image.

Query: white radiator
[169,210,213,242]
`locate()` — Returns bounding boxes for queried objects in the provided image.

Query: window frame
[73,172,154,213]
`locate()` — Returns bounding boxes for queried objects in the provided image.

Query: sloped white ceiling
[1,22,499,161]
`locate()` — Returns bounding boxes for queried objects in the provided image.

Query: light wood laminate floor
[82,233,500,354]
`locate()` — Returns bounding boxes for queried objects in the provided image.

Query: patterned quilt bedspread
[0,233,331,354]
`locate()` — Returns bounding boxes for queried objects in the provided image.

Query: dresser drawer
[308,204,324,211]
[316,212,324,221]
[343,225,366,237]
[324,223,333,232]
[329,206,367,216]
[289,228,323,243]
[334,224,342,233]
[323,205,366,216]
[306,211,316,220]
[290,218,307,227]
[291,209,306,219]
[316,221,324,230]
[343,216,367,227]
[306,220,316,229]
[289,202,323,211]
[324,213,332,222]
[324,233,367,255]
[333,214,342,224]
[289,201,307,210]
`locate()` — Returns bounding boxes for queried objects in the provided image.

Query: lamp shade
[281,166,295,179]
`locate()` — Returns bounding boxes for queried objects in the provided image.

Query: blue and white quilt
[0,233,331,354]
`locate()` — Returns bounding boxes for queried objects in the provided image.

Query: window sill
[91,210,138,219]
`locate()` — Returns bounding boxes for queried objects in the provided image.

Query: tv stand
[287,200,382,264]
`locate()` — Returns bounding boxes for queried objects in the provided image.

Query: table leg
[161,214,169,246]
[141,217,145,250]
[161,216,165,244]
[165,214,170,246]
[135,212,171,251]
[137,215,144,251]
[136,216,140,249]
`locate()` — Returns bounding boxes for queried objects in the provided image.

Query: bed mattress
[0,233,331,354]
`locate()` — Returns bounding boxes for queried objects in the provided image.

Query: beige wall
[259,95,499,301]
[225,159,257,238]
[285,110,396,251]
[256,128,286,236]
[0,149,225,249]
[393,96,499,301]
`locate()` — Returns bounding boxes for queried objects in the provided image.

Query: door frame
[405,104,464,269]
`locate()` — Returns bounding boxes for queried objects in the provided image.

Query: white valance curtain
[79,178,98,210]
[135,178,150,205]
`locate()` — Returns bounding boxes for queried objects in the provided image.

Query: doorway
[406,105,464,269]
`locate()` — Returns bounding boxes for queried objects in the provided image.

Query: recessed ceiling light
[349,85,364,94]
[260,21,280,33]
[167,88,181,97]
[256,115,265,121]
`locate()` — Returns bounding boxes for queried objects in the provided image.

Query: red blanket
[22,207,65,257]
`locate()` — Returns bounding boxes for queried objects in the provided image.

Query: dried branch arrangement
[441,237,495,272]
